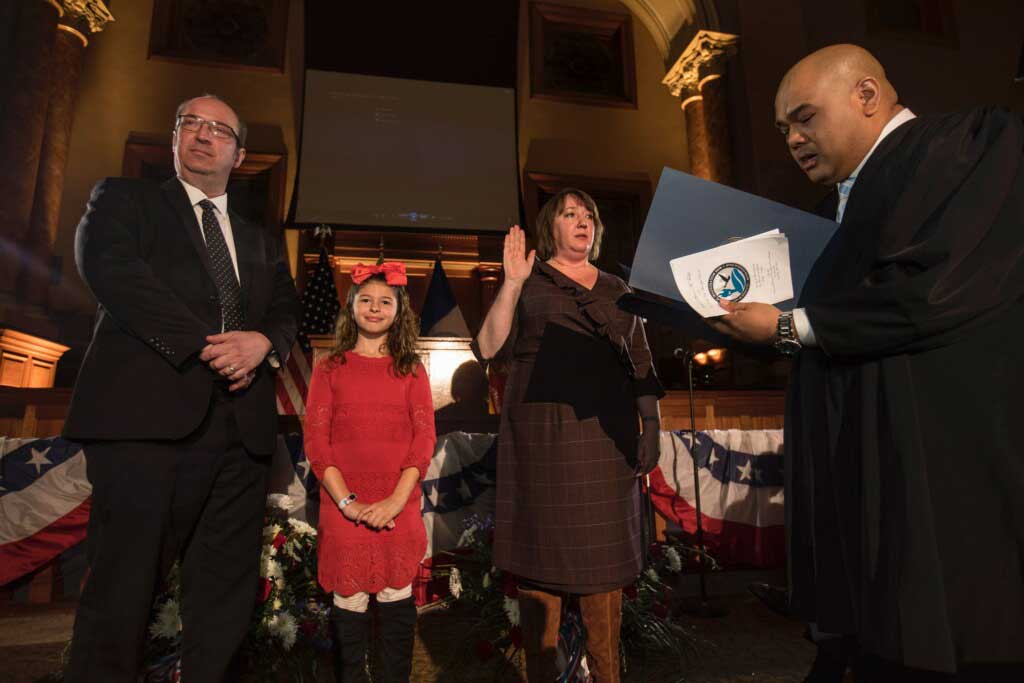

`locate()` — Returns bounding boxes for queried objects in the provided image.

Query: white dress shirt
[792,108,917,346]
[178,177,241,282]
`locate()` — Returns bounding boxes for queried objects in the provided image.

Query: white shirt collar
[842,108,917,185]
[177,177,229,216]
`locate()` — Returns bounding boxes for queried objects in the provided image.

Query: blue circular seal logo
[708,263,750,302]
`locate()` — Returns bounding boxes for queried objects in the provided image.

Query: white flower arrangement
[261,554,284,580]
[267,612,298,650]
[665,546,683,573]
[287,518,315,536]
[456,524,478,548]
[148,598,181,640]
[436,513,715,678]
[266,493,293,511]
[144,501,331,680]
[449,566,463,598]
[503,596,520,626]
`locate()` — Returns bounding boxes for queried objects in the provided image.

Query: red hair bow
[351,262,408,286]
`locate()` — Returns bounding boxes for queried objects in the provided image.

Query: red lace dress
[304,352,436,596]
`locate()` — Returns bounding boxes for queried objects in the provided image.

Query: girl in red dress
[304,262,435,682]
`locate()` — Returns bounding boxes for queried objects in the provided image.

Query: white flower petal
[503,597,520,626]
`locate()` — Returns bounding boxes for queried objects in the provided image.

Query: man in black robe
[710,44,1024,680]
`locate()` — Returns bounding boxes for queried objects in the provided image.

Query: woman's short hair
[534,188,604,261]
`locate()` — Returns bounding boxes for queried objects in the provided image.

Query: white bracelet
[338,493,357,509]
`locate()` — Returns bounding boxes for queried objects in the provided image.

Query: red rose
[509,626,523,649]
[299,620,318,637]
[623,585,638,600]
[273,533,287,549]
[653,602,670,619]
[475,639,495,660]
[257,578,272,603]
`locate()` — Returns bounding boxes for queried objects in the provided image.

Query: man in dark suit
[63,94,300,682]
[710,45,1023,680]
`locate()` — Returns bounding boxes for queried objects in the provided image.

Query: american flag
[0,437,91,586]
[648,430,785,568]
[1,429,787,593]
[276,247,340,415]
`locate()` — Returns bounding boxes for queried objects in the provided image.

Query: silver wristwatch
[338,493,357,510]
[773,311,802,356]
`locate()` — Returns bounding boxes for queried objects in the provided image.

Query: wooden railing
[0,387,787,441]
[659,389,786,431]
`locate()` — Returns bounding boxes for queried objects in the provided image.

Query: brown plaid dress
[473,262,663,593]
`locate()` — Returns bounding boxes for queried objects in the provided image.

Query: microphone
[673,347,692,360]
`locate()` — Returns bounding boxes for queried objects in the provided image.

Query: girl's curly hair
[327,274,422,376]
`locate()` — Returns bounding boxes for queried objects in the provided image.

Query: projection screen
[292,69,520,232]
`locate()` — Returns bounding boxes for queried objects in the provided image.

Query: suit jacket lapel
[161,178,219,286]
[229,208,259,318]
[817,190,839,223]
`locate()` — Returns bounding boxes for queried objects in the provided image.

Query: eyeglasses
[176,114,239,143]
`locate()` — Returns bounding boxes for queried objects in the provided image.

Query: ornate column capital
[62,0,115,36]
[662,30,739,99]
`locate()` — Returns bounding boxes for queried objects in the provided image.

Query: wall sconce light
[692,348,726,387]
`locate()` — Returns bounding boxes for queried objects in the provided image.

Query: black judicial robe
[786,107,1024,673]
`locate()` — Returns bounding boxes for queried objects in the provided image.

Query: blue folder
[628,168,838,313]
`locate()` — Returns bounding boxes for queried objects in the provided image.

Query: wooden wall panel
[0,387,71,438]
[659,389,786,431]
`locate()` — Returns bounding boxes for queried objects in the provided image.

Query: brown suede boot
[579,589,623,683]
[518,586,562,682]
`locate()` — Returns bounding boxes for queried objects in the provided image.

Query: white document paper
[669,230,794,318]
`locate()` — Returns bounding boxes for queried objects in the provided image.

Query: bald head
[779,44,896,106]
[775,44,903,185]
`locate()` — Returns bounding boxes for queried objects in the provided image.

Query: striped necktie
[198,199,244,331]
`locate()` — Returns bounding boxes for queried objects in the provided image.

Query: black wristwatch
[773,311,802,356]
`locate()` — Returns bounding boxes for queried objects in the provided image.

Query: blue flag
[420,258,470,337]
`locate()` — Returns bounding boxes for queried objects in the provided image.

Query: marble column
[24,25,86,305]
[682,94,711,180]
[663,30,739,186]
[698,73,734,185]
[0,0,61,293]
[23,2,114,306]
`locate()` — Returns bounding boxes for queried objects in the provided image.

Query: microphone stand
[675,347,726,618]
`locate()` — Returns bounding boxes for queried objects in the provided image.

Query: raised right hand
[503,225,535,285]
